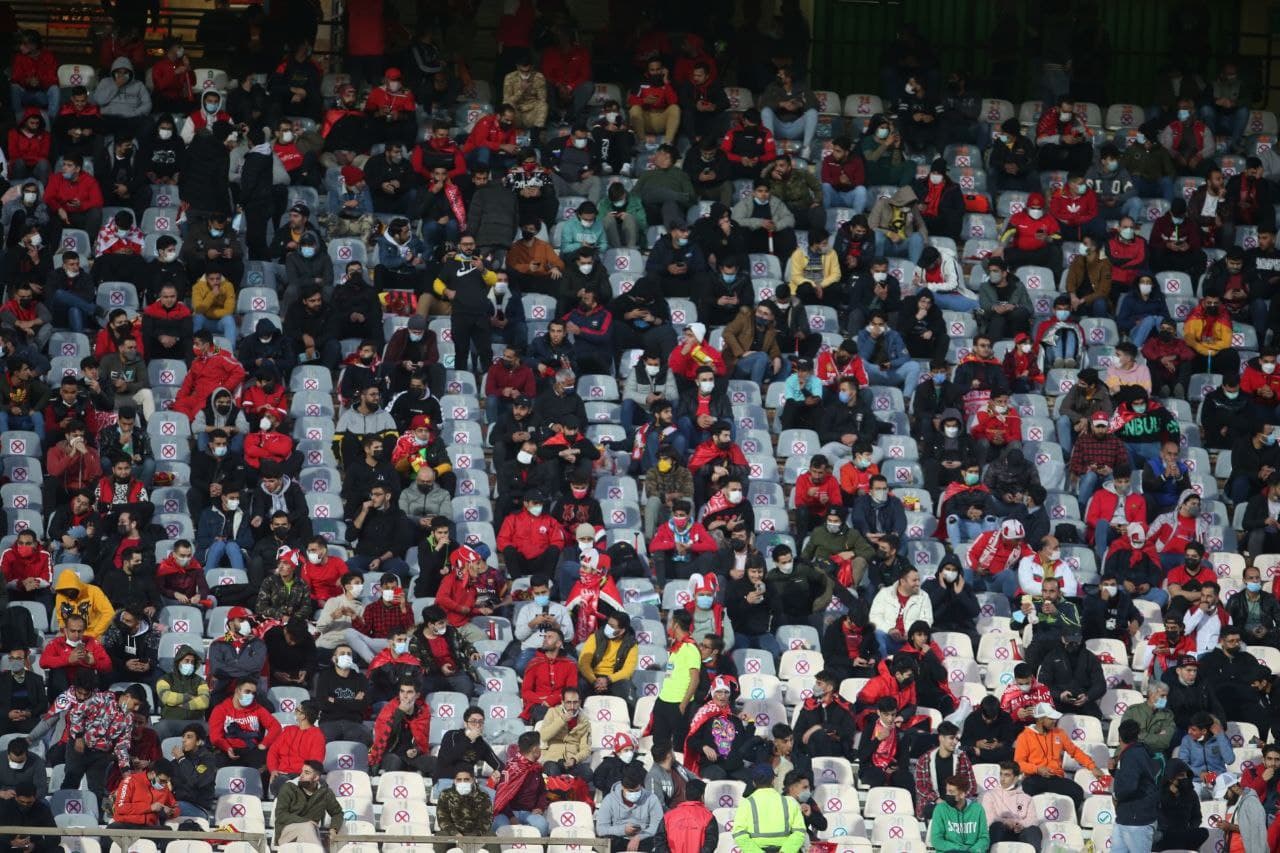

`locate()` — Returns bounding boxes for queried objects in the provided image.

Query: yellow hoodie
[53,568,115,637]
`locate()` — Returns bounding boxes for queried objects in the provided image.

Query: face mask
[350,583,365,597]
[572,137,588,149]
[1248,581,1263,593]
[337,654,355,670]
[455,781,474,796]
[307,551,324,565]
[2,660,22,674]
[1132,403,1147,414]
[239,693,255,707]
[698,380,715,394]
[854,457,871,470]
[574,260,595,274]
[1059,111,1072,122]
[394,641,409,655]
[237,620,252,636]
[1120,227,1134,240]
[876,127,890,139]
[225,498,240,512]
[871,489,888,503]
[1055,309,1070,321]
[1028,208,1044,220]
[676,237,689,247]
[1138,282,1152,296]
[1101,585,1117,596]
[826,522,842,534]
[22,192,36,204]
[300,246,317,259]
[528,505,543,517]
[6,760,22,770]
[964,472,980,486]
[1136,133,1146,145]
[795,789,812,803]
[1225,389,1240,399]
[213,444,229,460]
[1265,363,1277,375]
[382,589,397,603]
[605,112,620,123]
[178,662,195,676]
[994,404,1009,415]
[1185,557,1201,570]
[1154,697,1168,710]
[517,450,534,465]
[1177,109,1190,121]
[1171,216,1184,225]
[257,416,274,431]
[1018,343,1032,355]
[938,425,959,440]
[696,594,714,610]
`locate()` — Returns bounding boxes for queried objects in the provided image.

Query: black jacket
[960,708,1020,764]
[247,480,313,541]
[181,132,232,214]
[352,506,414,558]
[0,797,56,853]
[1081,590,1142,645]
[0,671,46,736]
[172,744,218,811]
[923,565,980,634]
[1161,668,1226,729]
[1113,741,1160,826]
[312,667,372,723]
[910,176,964,240]
[435,728,503,782]
[1201,386,1254,450]
[818,395,879,447]
[674,385,732,428]
[1036,645,1106,707]
[1198,646,1265,710]
[696,271,753,329]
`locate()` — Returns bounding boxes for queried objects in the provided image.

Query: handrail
[336,834,613,853]
[0,825,266,848]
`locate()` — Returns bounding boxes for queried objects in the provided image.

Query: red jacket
[815,349,869,388]
[273,142,305,173]
[436,569,479,628]
[412,140,467,179]
[239,384,287,418]
[855,660,917,724]
[94,323,146,359]
[1105,234,1148,286]
[266,724,325,774]
[1083,490,1148,545]
[792,471,843,515]
[1034,112,1090,146]
[720,124,777,165]
[541,45,591,89]
[365,85,417,118]
[12,50,57,91]
[44,171,104,215]
[209,697,281,752]
[1,545,52,589]
[184,108,231,137]
[971,408,1023,444]
[111,769,176,826]
[7,111,51,168]
[369,697,431,768]
[687,439,747,475]
[497,509,568,560]
[463,114,519,154]
[520,650,579,718]
[668,342,726,380]
[243,430,293,471]
[1240,360,1280,403]
[649,518,718,554]
[483,360,536,399]
[38,635,112,679]
[820,153,866,189]
[628,80,678,112]
[1049,185,1098,227]
[151,59,194,102]
[173,347,246,420]
[1003,208,1061,251]
[47,442,103,490]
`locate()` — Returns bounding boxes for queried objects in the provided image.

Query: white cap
[1213,772,1239,800]
[1001,519,1025,539]
[711,676,732,695]
[687,322,707,342]
[1031,702,1062,720]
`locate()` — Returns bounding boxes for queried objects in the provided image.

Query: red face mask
[15,544,34,557]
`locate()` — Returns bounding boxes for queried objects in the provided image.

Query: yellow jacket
[191,276,237,320]
[787,247,840,290]
[52,568,114,637]
[1183,314,1232,356]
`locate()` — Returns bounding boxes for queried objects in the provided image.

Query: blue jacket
[559,217,609,256]
[1177,730,1234,777]
[850,493,907,539]
[1113,741,1160,826]
[855,328,911,369]
[1115,291,1170,334]
[194,505,256,562]
[378,233,428,272]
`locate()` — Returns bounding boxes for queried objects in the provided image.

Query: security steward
[653,779,718,853]
[731,765,807,853]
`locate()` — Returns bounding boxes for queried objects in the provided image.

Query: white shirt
[1015,555,1079,597]
[1184,605,1223,656]
[513,600,573,650]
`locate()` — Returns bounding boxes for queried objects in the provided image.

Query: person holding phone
[345,573,414,665]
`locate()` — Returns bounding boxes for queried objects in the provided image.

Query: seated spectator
[93,58,151,138]
[731,179,797,261]
[1159,98,1215,176]
[628,58,680,145]
[156,645,211,730]
[436,766,495,835]
[8,108,52,184]
[38,614,110,695]
[273,760,344,846]
[411,604,481,695]
[855,694,914,788]
[1035,97,1093,173]
[1178,712,1235,797]
[265,699,325,795]
[492,732,550,834]
[540,686,590,779]
[982,762,1042,850]
[989,118,1038,192]
[929,775,988,853]
[207,607,267,701]
[962,696,1019,766]
[859,115,913,186]
[1120,683,1177,757]
[208,677,281,769]
[1013,702,1104,814]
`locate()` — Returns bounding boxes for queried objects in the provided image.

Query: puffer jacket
[156,646,212,720]
[52,568,113,636]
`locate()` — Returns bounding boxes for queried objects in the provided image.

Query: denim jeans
[1077,471,1102,515]
[1042,334,1079,365]
[931,292,981,312]
[645,428,687,470]
[967,567,1019,597]
[1094,518,1116,564]
[1120,196,1145,223]
[193,313,238,342]
[50,290,98,334]
[1111,822,1155,853]
[1133,176,1175,202]
[0,411,45,446]
[822,184,868,214]
[1124,441,1163,472]
[177,801,211,819]
[733,351,790,387]
[866,362,922,401]
[1055,414,1078,455]
[343,628,390,664]
[1129,315,1161,348]
[875,231,924,263]
[494,810,549,835]
[10,84,58,115]
[1198,104,1248,150]
[761,107,819,155]
[346,555,411,581]
[875,629,905,660]
[946,515,998,545]
[202,539,246,569]
[423,219,461,254]
[735,632,783,661]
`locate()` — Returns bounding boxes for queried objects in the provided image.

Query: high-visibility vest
[732,789,801,849]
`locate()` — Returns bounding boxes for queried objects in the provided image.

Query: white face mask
[929,173,943,185]
[578,263,593,274]
[826,522,842,533]
[22,192,36,204]
[1048,549,1061,561]
[1059,111,1072,122]
[455,782,474,796]
[605,112,619,124]
[6,761,22,770]
[871,489,888,502]
[238,621,252,636]
[1264,363,1277,375]
[382,589,396,603]
[777,561,794,575]
[941,569,958,582]
[645,364,660,377]
[578,540,595,553]
[1018,343,1031,354]
[175,555,191,566]
[337,654,355,670]
[994,404,1008,414]
[350,584,364,597]
[258,417,272,431]
[28,234,42,248]
[280,131,294,143]
[944,425,960,438]
[619,750,635,763]
[1028,208,1044,220]
[1138,283,1152,295]
[727,489,743,504]
[225,499,239,512]
[604,625,619,639]
[872,271,887,282]
[517,450,535,465]
[158,128,173,140]
[698,380,715,394]
[307,551,324,565]
[623,789,642,804]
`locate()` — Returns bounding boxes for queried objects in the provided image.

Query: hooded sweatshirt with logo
[52,568,113,636]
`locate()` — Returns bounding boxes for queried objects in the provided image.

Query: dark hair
[1118,719,1140,744]
[937,721,959,737]
[518,731,541,752]
[622,763,647,788]
[944,774,969,794]
[685,779,706,802]
[671,610,693,631]
[1013,663,1033,679]
[772,723,793,740]
[5,738,27,757]
[782,769,810,790]
[1189,712,1215,730]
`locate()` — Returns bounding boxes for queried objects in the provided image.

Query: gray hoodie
[868,185,927,238]
[1230,787,1268,853]
[595,782,663,841]
[94,58,152,118]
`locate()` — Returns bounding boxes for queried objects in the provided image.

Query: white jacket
[869,584,933,631]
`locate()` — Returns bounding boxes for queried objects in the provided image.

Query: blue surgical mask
[722,272,736,283]
[209,228,223,238]
[534,593,550,606]
[1055,309,1070,321]
[933,373,946,385]
[300,246,317,259]
[676,237,689,247]
[1132,403,1147,414]
[696,594,714,609]
[1265,433,1278,446]
[1154,697,1167,710]
[1224,389,1240,399]
[838,390,851,404]
[239,693,255,707]
[1177,109,1191,121]
[1247,581,1263,593]
[394,641,409,654]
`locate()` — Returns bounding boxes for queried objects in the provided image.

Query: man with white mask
[206,606,267,703]
[343,572,413,664]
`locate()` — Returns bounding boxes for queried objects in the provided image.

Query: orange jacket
[112,770,176,826]
[1013,725,1095,777]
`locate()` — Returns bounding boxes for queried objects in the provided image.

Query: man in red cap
[997,192,1062,274]
[207,606,267,701]
[364,68,417,148]
[591,731,645,795]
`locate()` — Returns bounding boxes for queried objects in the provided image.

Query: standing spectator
[62,684,145,803]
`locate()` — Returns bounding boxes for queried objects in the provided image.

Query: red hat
[228,606,252,621]
[450,545,483,570]
[1090,411,1110,425]
[710,676,733,694]
[385,67,402,81]
[691,573,718,596]
[411,414,432,430]
[1027,192,1045,209]
[340,165,364,186]
[613,732,636,753]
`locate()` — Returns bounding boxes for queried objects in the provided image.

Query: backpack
[962,192,991,213]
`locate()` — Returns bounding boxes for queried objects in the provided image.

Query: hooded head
[110,57,135,80]
[889,186,918,207]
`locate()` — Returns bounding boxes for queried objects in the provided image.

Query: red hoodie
[1049,185,1098,227]
[1002,205,1061,250]
[820,153,866,190]
[628,79,679,112]
[1,545,52,589]
[265,724,325,774]
[151,59,194,102]
[243,430,293,471]
[209,696,282,753]
[7,108,51,168]
[855,660,918,725]
[112,769,176,826]
[436,568,479,628]
[687,439,748,475]
[155,553,211,602]
[1083,490,1148,545]
[173,346,246,420]
[520,650,579,719]
[649,518,718,555]
[971,406,1023,445]
[364,85,417,118]
[38,635,112,680]
[239,384,287,418]
[497,509,568,560]
[462,114,518,154]
[44,170,104,215]
[793,471,843,515]
[668,342,726,380]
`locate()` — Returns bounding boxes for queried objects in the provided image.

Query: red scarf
[920,180,945,217]
[842,622,865,662]
[493,748,542,816]
[566,573,622,644]
[1104,536,1161,568]
[871,719,899,769]
[444,181,467,230]
[683,699,733,775]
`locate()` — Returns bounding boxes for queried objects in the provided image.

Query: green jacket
[1120,701,1177,754]
[800,524,875,564]
[436,787,494,836]
[929,798,989,853]
[768,169,822,210]
[634,166,695,208]
[614,189,649,234]
[274,780,344,842]
[1121,144,1177,182]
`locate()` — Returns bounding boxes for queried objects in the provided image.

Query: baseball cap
[1031,702,1062,720]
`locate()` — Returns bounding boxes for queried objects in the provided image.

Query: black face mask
[731,539,747,552]
[418,483,434,494]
